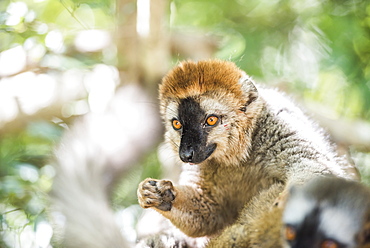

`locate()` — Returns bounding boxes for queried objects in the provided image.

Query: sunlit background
[0,0,370,247]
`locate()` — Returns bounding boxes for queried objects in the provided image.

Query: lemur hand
[138,178,176,211]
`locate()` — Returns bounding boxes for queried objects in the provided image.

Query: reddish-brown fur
[159,60,247,112]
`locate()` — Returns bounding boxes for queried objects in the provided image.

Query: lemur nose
[180,146,195,162]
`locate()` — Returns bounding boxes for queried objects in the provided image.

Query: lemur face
[171,97,218,164]
[282,177,370,248]
[159,60,259,165]
[164,95,235,164]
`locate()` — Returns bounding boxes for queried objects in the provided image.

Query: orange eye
[172,119,182,130]
[206,116,219,126]
[284,226,296,241]
[321,240,338,248]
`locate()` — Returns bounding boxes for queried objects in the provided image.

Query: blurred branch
[115,0,171,92]
[140,0,171,90]
[115,0,140,84]
[0,104,69,135]
[59,0,90,29]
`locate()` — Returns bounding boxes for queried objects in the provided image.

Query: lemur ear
[238,75,258,112]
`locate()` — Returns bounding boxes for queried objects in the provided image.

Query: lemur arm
[137,178,226,237]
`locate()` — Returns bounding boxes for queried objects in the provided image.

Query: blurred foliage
[172,0,370,120]
[0,0,370,247]
[0,122,62,247]
[1,0,369,117]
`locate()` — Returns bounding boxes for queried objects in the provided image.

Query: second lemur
[137,60,358,242]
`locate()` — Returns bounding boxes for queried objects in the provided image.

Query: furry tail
[51,85,161,248]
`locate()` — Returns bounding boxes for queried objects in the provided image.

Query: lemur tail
[51,85,161,248]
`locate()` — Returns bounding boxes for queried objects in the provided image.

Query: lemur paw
[138,178,176,211]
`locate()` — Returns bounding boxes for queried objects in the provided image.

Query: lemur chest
[197,164,275,204]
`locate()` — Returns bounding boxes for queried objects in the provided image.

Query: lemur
[281,176,370,248]
[137,59,358,246]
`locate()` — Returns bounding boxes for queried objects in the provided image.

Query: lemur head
[282,176,370,248]
[159,60,261,165]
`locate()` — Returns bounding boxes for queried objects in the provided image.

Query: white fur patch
[282,192,316,226]
[319,205,359,246]
[166,101,179,120]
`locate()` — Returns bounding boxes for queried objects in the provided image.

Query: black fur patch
[288,207,345,248]
[177,97,216,164]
